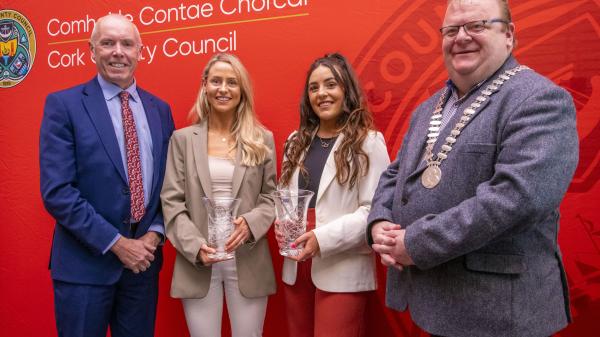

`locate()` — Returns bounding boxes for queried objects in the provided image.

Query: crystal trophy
[272,189,314,257]
[202,197,240,260]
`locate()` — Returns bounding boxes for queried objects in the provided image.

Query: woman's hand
[226,216,251,252]
[197,244,229,266]
[289,230,320,262]
[273,222,286,247]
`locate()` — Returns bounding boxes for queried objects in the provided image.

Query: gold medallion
[421,165,442,189]
[419,65,527,190]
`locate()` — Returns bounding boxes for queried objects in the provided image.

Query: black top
[298,135,338,208]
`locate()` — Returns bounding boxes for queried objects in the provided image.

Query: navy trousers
[53,269,159,337]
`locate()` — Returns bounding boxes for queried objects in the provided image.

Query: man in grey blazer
[367,1,578,336]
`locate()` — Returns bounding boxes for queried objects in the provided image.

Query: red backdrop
[1,1,599,336]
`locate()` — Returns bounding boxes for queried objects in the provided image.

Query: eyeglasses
[440,19,509,38]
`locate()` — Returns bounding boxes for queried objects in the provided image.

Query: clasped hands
[197,216,251,266]
[371,221,414,271]
[111,231,161,274]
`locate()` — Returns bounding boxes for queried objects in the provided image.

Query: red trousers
[283,209,370,337]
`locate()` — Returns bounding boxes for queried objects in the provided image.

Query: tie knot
[119,91,130,102]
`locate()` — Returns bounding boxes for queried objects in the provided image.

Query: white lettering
[220,0,236,15]
[107,10,133,22]
[48,49,86,69]
[273,0,287,9]
[163,38,179,58]
[220,0,308,15]
[162,31,237,58]
[144,45,158,64]
[47,19,59,37]
[139,6,155,26]
[46,15,96,37]
[139,3,213,26]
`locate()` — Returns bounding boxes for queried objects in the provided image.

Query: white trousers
[182,258,268,337]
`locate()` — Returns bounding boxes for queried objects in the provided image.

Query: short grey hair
[447,0,512,21]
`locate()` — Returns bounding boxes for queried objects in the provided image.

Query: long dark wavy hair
[279,53,375,189]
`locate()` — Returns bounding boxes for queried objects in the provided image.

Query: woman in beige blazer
[161,53,276,337]
[278,53,390,337]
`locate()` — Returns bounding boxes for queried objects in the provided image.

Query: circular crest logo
[0,9,36,88]
[356,0,600,194]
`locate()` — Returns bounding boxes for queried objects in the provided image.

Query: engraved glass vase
[272,189,314,257]
[202,197,240,260]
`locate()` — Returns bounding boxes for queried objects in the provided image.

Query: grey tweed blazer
[367,56,578,337]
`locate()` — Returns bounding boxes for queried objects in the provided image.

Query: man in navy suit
[40,14,174,337]
[367,0,578,336]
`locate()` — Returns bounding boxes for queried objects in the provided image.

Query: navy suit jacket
[40,77,175,285]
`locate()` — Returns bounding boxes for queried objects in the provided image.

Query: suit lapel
[231,145,247,199]
[404,91,448,180]
[138,87,163,198]
[192,122,213,199]
[315,134,343,205]
[406,64,514,181]
[82,78,127,184]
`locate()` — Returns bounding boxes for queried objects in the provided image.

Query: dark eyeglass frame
[439,18,510,38]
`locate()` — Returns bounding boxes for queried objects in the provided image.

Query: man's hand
[110,236,155,273]
[371,221,413,270]
[371,220,402,246]
[372,229,415,268]
[226,217,251,252]
[289,230,320,262]
[139,231,161,248]
[379,253,404,271]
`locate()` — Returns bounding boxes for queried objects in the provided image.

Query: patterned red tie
[119,91,145,222]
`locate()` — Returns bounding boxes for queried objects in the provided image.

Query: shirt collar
[97,74,139,103]
[444,55,514,102]
[445,78,486,102]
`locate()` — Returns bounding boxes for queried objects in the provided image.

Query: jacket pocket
[464,252,527,274]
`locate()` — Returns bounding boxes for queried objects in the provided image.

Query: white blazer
[282,131,390,292]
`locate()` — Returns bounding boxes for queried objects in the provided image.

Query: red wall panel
[1,1,598,336]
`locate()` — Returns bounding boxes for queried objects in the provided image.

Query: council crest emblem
[0,9,36,88]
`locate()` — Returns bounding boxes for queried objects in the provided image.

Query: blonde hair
[189,53,270,167]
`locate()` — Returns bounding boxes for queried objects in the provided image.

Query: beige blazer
[161,121,277,298]
[282,131,390,292]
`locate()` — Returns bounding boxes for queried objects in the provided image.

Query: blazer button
[122,187,130,195]
[401,197,408,205]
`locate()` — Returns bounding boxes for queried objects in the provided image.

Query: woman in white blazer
[277,53,390,337]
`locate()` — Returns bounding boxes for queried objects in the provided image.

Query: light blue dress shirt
[419,79,485,167]
[97,75,163,253]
